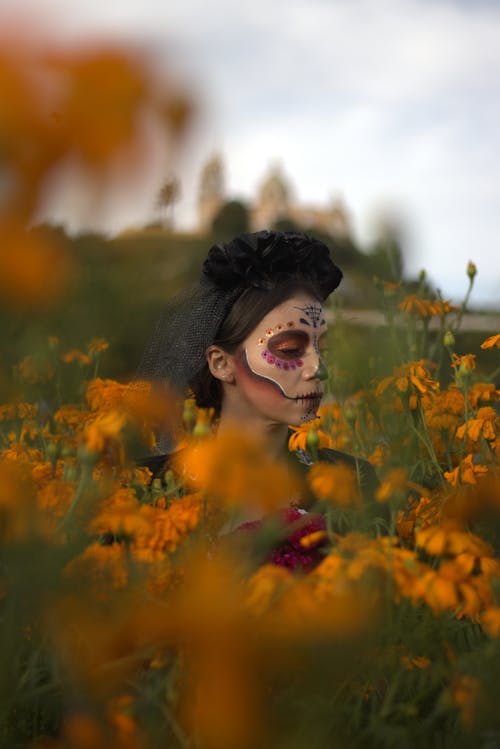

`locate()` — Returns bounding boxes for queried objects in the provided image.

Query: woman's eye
[268,330,309,358]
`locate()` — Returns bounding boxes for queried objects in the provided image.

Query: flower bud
[77,444,99,466]
[458,362,472,380]
[193,409,212,438]
[466,261,477,280]
[306,427,320,449]
[183,397,197,433]
[344,406,357,424]
[443,330,455,348]
[46,442,58,460]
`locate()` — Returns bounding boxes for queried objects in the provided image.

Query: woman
[138,231,378,565]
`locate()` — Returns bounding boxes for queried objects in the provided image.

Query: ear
[206,345,235,384]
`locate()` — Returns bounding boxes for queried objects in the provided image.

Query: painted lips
[292,392,323,402]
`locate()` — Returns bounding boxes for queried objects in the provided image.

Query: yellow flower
[468,382,498,408]
[288,420,333,451]
[451,674,480,730]
[244,564,293,617]
[376,468,408,503]
[37,479,75,518]
[16,355,54,384]
[173,430,299,514]
[82,409,127,455]
[444,453,489,486]
[480,333,500,349]
[376,360,438,398]
[455,406,497,442]
[87,337,109,354]
[54,404,88,429]
[399,295,458,318]
[451,353,476,371]
[61,349,92,366]
[416,523,493,559]
[481,606,500,637]
[308,461,361,507]
[65,542,129,590]
[400,653,431,670]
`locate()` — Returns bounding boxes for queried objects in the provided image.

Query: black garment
[137,445,379,505]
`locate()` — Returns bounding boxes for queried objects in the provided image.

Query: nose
[303,351,328,382]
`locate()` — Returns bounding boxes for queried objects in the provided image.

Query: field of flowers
[1,276,499,749]
[1,28,500,749]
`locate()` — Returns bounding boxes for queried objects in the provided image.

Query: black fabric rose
[201,230,342,300]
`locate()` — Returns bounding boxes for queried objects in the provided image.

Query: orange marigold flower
[0,223,73,306]
[82,409,127,455]
[376,468,408,503]
[455,407,497,442]
[174,431,299,514]
[300,530,328,549]
[444,453,488,486]
[416,524,493,559]
[65,542,128,590]
[87,337,109,354]
[37,479,75,518]
[308,461,361,507]
[423,387,465,433]
[399,295,438,317]
[244,564,293,617]
[451,674,480,730]
[481,606,500,637]
[376,360,438,398]
[451,353,476,371]
[288,420,333,452]
[468,382,498,408]
[61,349,92,366]
[54,404,88,428]
[16,355,54,384]
[480,333,500,350]
[367,444,386,466]
[421,570,460,614]
[400,653,431,670]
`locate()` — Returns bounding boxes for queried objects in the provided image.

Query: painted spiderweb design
[295,304,323,329]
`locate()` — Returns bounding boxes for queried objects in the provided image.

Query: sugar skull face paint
[232,294,329,426]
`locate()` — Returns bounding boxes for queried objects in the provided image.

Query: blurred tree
[156,176,181,230]
[368,233,404,282]
[211,200,249,238]
[273,217,302,233]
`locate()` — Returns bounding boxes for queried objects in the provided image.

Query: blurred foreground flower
[173,429,300,515]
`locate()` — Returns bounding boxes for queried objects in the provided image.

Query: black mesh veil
[136,282,243,391]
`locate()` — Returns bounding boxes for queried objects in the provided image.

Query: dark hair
[189,278,322,413]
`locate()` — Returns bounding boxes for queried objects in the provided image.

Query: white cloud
[1,0,500,304]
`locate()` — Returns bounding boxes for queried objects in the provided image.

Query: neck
[217,403,289,461]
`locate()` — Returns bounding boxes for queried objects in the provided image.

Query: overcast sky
[2,0,500,307]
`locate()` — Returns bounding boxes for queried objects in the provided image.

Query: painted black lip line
[291,392,323,401]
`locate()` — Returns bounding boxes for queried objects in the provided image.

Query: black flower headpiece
[201,231,342,298]
[137,231,342,437]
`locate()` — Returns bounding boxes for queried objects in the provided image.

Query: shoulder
[136,453,170,481]
[318,448,378,485]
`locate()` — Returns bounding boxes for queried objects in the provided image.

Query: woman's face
[231,294,329,426]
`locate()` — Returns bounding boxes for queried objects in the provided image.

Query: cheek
[243,348,303,398]
[233,355,285,403]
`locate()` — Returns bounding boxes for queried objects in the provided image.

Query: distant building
[197,155,351,239]
[198,153,225,232]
